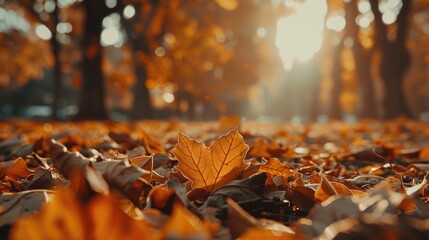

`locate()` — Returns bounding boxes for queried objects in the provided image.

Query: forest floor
[1,118,429,239]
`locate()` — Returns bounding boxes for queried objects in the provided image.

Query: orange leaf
[137,129,165,154]
[258,158,294,178]
[88,195,151,240]
[161,203,211,239]
[219,114,241,132]
[419,147,429,159]
[315,174,353,202]
[11,188,151,240]
[239,227,295,239]
[248,139,290,159]
[4,158,33,180]
[214,0,239,11]
[248,138,272,158]
[172,128,249,193]
[10,188,86,240]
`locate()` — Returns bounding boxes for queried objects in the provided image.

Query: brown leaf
[10,188,151,240]
[2,158,33,180]
[227,198,295,239]
[403,173,428,197]
[218,114,241,132]
[19,166,65,190]
[172,128,249,193]
[314,174,353,202]
[248,138,290,159]
[10,188,86,240]
[293,186,315,212]
[161,203,211,239]
[239,227,295,239]
[137,128,166,154]
[227,198,260,238]
[88,195,151,240]
[0,190,53,227]
[296,197,360,239]
[203,173,267,209]
[419,147,429,159]
[50,140,152,207]
[258,158,294,178]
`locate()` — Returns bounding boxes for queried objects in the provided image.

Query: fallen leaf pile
[1,119,429,239]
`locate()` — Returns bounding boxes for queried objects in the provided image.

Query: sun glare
[275,0,327,71]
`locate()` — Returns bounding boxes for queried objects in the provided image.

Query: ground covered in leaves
[1,118,429,239]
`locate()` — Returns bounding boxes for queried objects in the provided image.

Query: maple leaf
[172,128,249,194]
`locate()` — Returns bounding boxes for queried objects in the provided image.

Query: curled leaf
[0,190,53,227]
[50,140,152,207]
[315,174,353,202]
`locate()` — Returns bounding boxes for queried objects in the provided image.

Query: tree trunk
[130,52,151,119]
[369,0,413,119]
[330,46,342,120]
[76,1,108,120]
[380,44,411,118]
[345,1,377,119]
[356,58,377,118]
[51,0,61,120]
[124,1,160,120]
[130,38,152,120]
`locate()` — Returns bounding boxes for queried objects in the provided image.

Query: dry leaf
[227,198,295,239]
[203,173,267,209]
[239,227,295,239]
[137,128,165,154]
[11,188,152,240]
[227,198,260,238]
[296,197,360,239]
[214,0,239,11]
[3,158,33,180]
[258,158,294,178]
[88,195,151,240]
[10,188,86,240]
[161,203,211,239]
[419,147,429,159]
[50,140,152,207]
[172,128,249,193]
[315,174,353,202]
[248,138,291,159]
[292,186,315,212]
[0,190,53,228]
[219,114,241,132]
[403,173,428,197]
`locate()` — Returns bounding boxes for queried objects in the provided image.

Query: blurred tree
[346,0,376,119]
[321,0,413,120]
[26,0,62,120]
[327,0,377,119]
[121,0,164,119]
[123,0,265,120]
[0,4,53,115]
[76,1,110,119]
[0,32,52,89]
[369,0,413,118]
